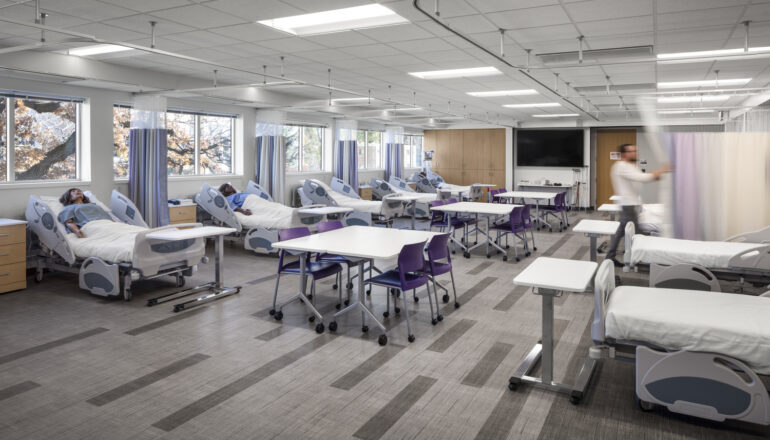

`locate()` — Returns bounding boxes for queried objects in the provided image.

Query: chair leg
[383,284,390,318]
[271,272,281,313]
[425,281,436,325]
[449,268,460,308]
[530,228,537,251]
[512,232,519,262]
[401,289,415,343]
[336,273,343,309]
[431,277,443,323]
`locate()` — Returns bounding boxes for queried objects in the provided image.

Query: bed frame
[26,196,205,301]
[590,259,770,425]
[301,178,400,227]
[623,222,770,285]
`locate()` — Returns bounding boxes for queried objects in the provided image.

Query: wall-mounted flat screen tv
[516,129,584,167]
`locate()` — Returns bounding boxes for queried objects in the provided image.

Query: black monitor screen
[516,130,584,167]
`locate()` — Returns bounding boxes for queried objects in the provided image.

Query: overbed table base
[508,288,597,403]
[333,260,388,345]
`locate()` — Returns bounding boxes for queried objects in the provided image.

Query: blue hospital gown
[57,203,113,232]
[226,193,249,210]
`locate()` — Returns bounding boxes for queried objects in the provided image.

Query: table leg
[467,215,507,258]
[589,235,597,262]
[411,201,416,230]
[271,252,324,323]
[334,260,388,344]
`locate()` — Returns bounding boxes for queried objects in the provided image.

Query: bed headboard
[303,179,337,207]
[370,178,396,200]
[194,184,242,232]
[109,190,149,228]
[389,176,414,192]
[330,177,360,199]
[592,259,616,344]
[246,181,273,202]
[25,196,76,265]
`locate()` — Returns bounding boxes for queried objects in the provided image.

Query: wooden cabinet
[169,204,197,225]
[0,220,27,294]
[407,182,417,191]
[358,185,372,201]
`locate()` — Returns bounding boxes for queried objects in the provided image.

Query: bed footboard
[650,263,721,292]
[592,260,616,345]
[636,346,769,425]
[195,184,241,232]
[133,223,206,276]
[728,245,770,271]
[79,257,121,298]
[244,227,279,253]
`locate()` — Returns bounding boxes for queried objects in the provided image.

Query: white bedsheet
[312,180,383,214]
[605,286,770,374]
[234,194,302,230]
[630,234,764,269]
[66,219,143,262]
[437,183,471,195]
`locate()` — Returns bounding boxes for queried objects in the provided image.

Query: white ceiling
[0,0,769,126]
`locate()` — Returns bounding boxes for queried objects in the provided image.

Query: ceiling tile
[485,5,571,29]
[255,36,327,53]
[576,16,653,38]
[357,23,433,42]
[208,23,287,42]
[464,0,559,13]
[42,0,136,21]
[102,15,197,36]
[164,30,242,48]
[656,7,744,31]
[64,22,149,41]
[443,14,498,34]
[97,0,194,13]
[657,0,748,14]
[341,44,404,57]
[150,4,248,29]
[564,0,652,22]
[204,0,303,22]
[389,37,463,54]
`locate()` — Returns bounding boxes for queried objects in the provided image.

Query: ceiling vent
[537,45,653,65]
[574,83,656,94]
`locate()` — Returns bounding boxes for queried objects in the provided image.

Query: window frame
[357,129,384,170]
[283,124,325,173]
[0,94,82,184]
[402,134,424,169]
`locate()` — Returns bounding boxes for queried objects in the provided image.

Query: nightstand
[0,219,27,294]
[169,203,197,225]
[358,185,372,200]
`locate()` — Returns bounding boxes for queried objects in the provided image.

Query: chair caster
[533,247,537,251]
[436,314,443,322]
[394,306,401,314]
[454,302,460,309]
[378,334,388,346]
[344,300,349,306]
[328,321,337,332]
[463,252,470,258]
[315,323,324,334]
[269,309,275,316]
[362,325,369,333]
[486,254,491,259]
[515,257,520,262]
[383,311,389,318]
[508,378,519,391]
[307,294,313,300]
[431,318,437,325]
[505,245,510,249]
[442,294,449,303]
[335,303,341,310]
[274,311,283,321]
[503,256,508,262]
[451,251,456,255]
[413,295,419,303]
[408,335,415,343]
[308,315,315,323]
[333,284,338,289]
[525,252,531,257]
[474,241,477,245]
[366,289,371,296]
[346,282,353,289]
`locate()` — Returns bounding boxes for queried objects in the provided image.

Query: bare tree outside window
[283,125,323,172]
[113,107,130,177]
[166,112,195,175]
[200,115,233,174]
[283,125,299,171]
[0,100,5,182]
[13,98,77,181]
[301,126,322,171]
[357,129,383,169]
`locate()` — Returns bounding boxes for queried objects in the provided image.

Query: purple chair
[446,197,478,248]
[364,241,431,343]
[490,206,529,262]
[429,200,448,232]
[270,227,343,333]
[423,233,460,320]
[521,204,537,252]
[542,191,569,232]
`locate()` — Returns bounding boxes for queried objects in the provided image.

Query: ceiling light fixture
[658,109,716,114]
[68,44,133,56]
[467,89,538,97]
[657,78,751,89]
[331,97,370,103]
[657,46,770,63]
[531,113,578,118]
[503,102,560,108]
[657,95,730,104]
[257,4,408,36]
[408,66,502,80]
[388,107,423,112]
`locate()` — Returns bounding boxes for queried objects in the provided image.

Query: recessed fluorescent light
[503,102,560,108]
[657,95,730,104]
[657,47,770,63]
[331,97,370,103]
[658,109,716,114]
[531,113,579,118]
[408,67,502,80]
[658,78,751,89]
[68,44,133,56]
[467,89,538,97]
[388,107,422,112]
[257,4,408,36]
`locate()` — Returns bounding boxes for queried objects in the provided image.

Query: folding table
[430,202,519,259]
[597,203,621,221]
[495,191,559,231]
[271,226,438,345]
[573,219,620,262]
[509,257,598,404]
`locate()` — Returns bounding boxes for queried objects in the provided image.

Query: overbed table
[386,193,431,230]
[573,219,620,262]
[509,257,598,404]
[597,203,621,221]
[495,191,559,231]
[430,202,520,258]
[271,226,439,345]
[145,226,240,312]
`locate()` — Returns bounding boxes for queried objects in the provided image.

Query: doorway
[595,129,637,207]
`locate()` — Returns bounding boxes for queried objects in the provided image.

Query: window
[283,125,323,172]
[113,106,235,178]
[357,129,383,169]
[0,95,80,183]
[403,135,423,168]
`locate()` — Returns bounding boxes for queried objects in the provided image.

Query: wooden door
[596,129,636,206]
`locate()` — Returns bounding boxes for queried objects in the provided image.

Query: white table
[0,219,27,226]
[272,226,439,345]
[386,192,432,230]
[431,202,519,259]
[609,195,621,202]
[573,219,620,262]
[509,257,598,403]
[597,203,621,221]
[496,191,560,231]
[518,183,574,206]
[145,226,239,312]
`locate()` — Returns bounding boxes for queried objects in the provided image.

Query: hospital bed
[195,181,333,254]
[623,222,770,285]
[301,178,401,226]
[370,177,437,218]
[26,194,205,301]
[590,259,770,425]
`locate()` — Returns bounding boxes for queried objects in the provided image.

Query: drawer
[0,242,25,265]
[0,262,26,286]
[359,188,372,201]
[0,224,25,246]
[169,206,197,223]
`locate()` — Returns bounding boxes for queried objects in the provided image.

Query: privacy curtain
[128,96,169,228]
[384,126,404,181]
[334,119,359,191]
[666,131,770,241]
[256,118,286,205]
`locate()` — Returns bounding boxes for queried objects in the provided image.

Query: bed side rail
[109,190,149,228]
[330,177,360,199]
[344,210,372,227]
[650,263,721,292]
[133,223,206,276]
[623,221,636,269]
[303,179,338,206]
[194,184,241,232]
[370,178,396,200]
[728,244,770,270]
[25,196,75,265]
[389,176,415,192]
[592,259,616,345]
[724,226,770,244]
[245,180,273,202]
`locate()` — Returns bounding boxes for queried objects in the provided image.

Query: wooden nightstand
[407,182,417,191]
[0,219,27,294]
[358,185,372,201]
[169,203,197,225]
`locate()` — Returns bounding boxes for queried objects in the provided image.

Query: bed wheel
[315,323,324,334]
[34,269,43,283]
[175,275,185,288]
[636,397,655,411]
[378,334,387,346]
[442,294,449,303]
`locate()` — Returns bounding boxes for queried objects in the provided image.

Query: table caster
[346,282,353,289]
[503,256,508,262]
[344,299,349,306]
[378,334,388,346]
[508,377,519,391]
[274,311,283,321]
[408,335,415,343]
[533,246,538,251]
[394,306,401,314]
[463,252,470,258]
[442,294,449,303]
[335,303,341,310]
[328,321,337,332]
[333,284,338,289]
[366,289,371,296]
[315,323,324,334]
[362,325,369,333]
[437,314,443,322]
[383,311,389,318]
[454,302,460,309]
[505,245,510,249]
[431,318,437,325]
[269,309,275,316]
[515,257,520,262]
[308,315,315,323]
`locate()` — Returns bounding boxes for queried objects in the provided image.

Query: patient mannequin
[58,188,113,238]
[217,183,253,216]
